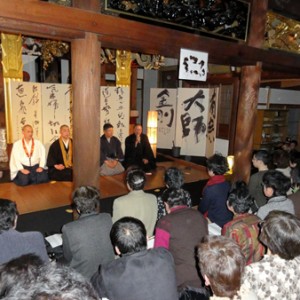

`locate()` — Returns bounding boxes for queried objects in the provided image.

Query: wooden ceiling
[0,0,299,81]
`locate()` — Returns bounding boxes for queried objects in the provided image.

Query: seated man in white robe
[9,124,48,186]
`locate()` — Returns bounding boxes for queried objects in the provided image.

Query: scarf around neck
[59,137,72,168]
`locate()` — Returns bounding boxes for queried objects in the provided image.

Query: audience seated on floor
[155,188,208,292]
[257,170,294,220]
[157,167,192,221]
[248,150,270,212]
[289,165,300,219]
[91,216,178,300]
[199,153,233,227]
[0,199,49,265]
[198,236,257,300]
[112,168,157,236]
[242,210,300,299]
[222,181,264,265]
[62,186,114,279]
[273,149,291,179]
[0,254,99,300]
[9,124,48,186]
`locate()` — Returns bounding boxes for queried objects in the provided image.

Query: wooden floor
[0,156,209,215]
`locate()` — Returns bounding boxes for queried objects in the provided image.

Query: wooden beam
[0,0,299,74]
[0,17,83,40]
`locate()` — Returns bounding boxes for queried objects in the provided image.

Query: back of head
[0,254,43,298]
[126,168,146,190]
[273,149,290,168]
[164,188,188,208]
[110,217,147,255]
[262,170,291,197]
[164,167,184,189]
[72,186,100,214]
[0,199,18,232]
[227,181,254,214]
[259,210,300,260]
[206,153,229,175]
[3,262,98,300]
[198,236,245,298]
[254,150,270,166]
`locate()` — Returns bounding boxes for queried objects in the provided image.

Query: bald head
[22,125,33,141]
[60,125,70,141]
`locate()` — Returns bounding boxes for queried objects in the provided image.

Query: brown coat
[156,207,208,289]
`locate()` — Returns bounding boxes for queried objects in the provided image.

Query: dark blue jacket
[199,181,233,227]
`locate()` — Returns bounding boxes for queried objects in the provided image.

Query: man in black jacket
[124,124,156,173]
[91,217,178,300]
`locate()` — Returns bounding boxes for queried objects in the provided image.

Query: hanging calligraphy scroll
[41,83,71,151]
[150,88,177,149]
[205,88,219,157]
[10,80,43,142]
[175,88,209,156]
[100,86,130,151]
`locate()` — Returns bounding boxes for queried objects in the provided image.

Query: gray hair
[1,257,99,300]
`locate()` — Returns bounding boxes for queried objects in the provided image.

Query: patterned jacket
[222,213,265,265]
[242,255,300,299]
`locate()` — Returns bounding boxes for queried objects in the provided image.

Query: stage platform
[0,156,209,215]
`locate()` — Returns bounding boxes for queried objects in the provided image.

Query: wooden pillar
[233,64,261,182]
[72,32,100,188]
[247,0,268,47]
[228,76,240,155]
[71,0,101,188]
[232,0,267,182]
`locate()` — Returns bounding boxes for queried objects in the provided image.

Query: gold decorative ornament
[115,50,132,87]
[1,33,23,143]
[264,11,300,54]
[101,48,165,70]
[41,40,69,70]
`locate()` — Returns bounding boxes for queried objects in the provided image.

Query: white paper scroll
[10,80,43,142]
[150,88,177,149]
[41,83,71,151]
[100,87,130,151]
[175,88,210,156]
[205,88,219,157]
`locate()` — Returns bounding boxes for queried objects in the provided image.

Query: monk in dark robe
[47,125,73,181]
[124,124,156,173]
